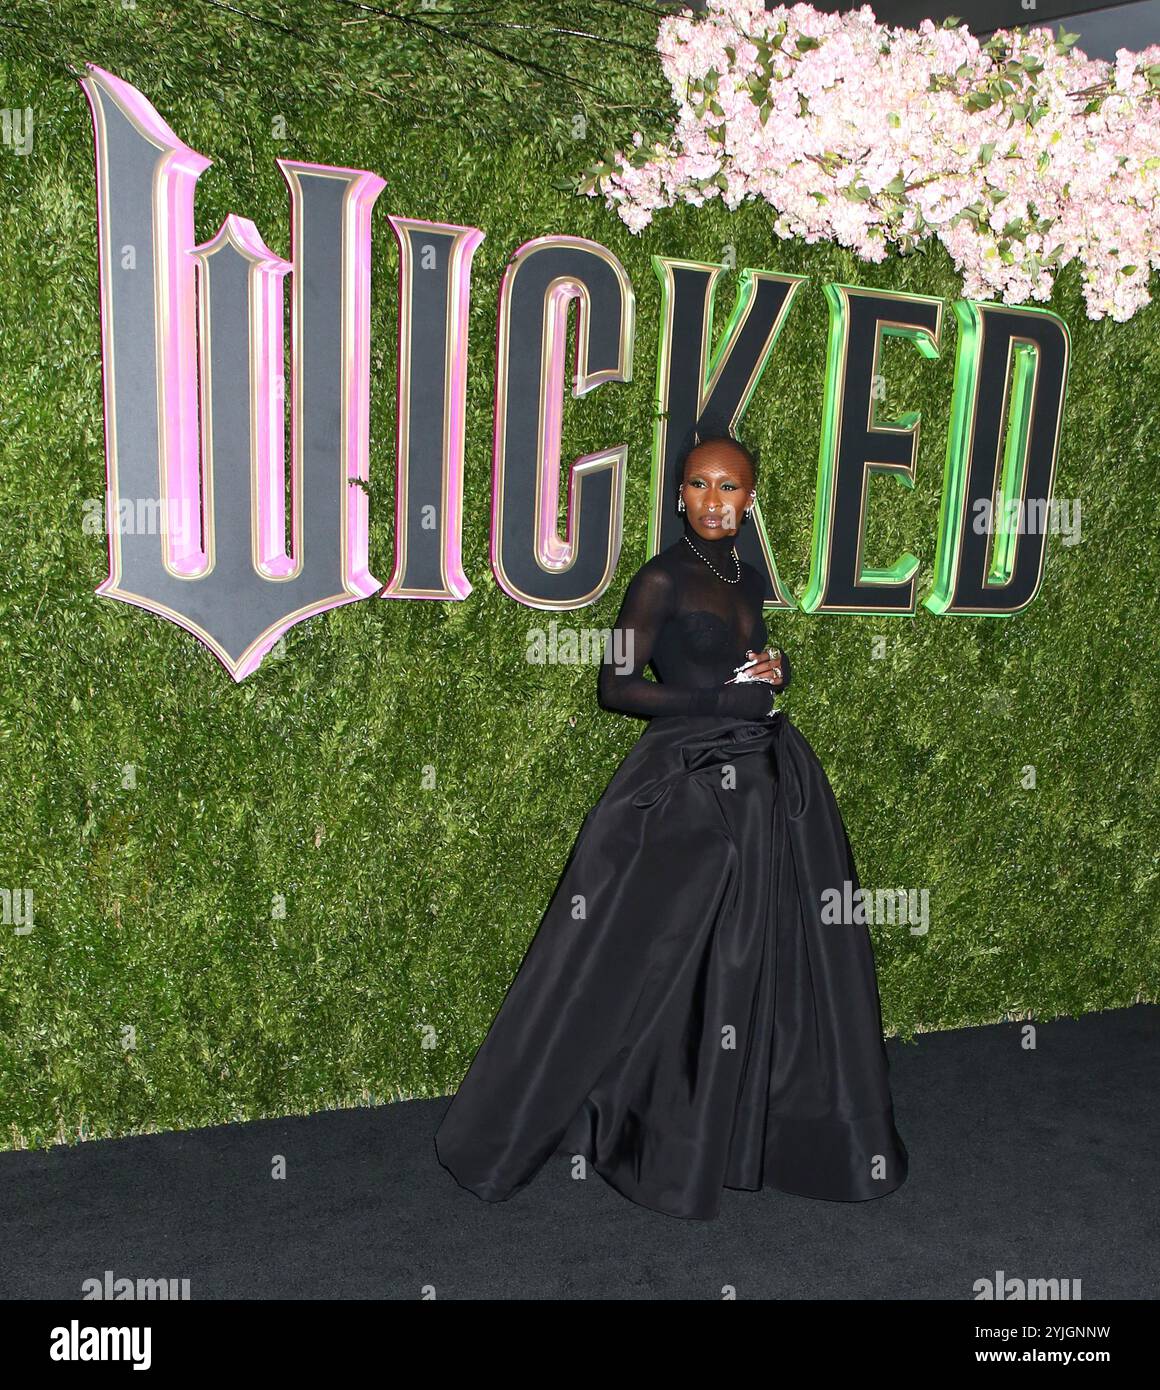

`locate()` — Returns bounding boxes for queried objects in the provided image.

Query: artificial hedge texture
[0,2,1156,1152]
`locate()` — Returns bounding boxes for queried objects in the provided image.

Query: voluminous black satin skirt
[434,710,909,1220]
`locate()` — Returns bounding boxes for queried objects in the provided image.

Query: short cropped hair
[679,431,760,485]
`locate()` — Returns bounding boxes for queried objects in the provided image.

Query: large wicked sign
[80,64,1071,682]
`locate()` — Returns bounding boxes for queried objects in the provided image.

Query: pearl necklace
[683,532,741,584]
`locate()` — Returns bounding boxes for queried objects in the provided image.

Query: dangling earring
[677,490,686,514]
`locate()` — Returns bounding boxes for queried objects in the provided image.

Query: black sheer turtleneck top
[598,518,792,720]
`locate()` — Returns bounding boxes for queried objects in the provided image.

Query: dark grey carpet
[1,1004,1156,1300]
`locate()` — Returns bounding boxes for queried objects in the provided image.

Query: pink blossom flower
[584,2,1160,320]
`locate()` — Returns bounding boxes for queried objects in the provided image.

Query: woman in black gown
[435,434,908,1219]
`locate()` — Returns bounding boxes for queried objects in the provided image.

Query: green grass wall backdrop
[0,3,1156,1151]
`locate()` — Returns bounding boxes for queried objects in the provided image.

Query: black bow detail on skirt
[630,715,786,810]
